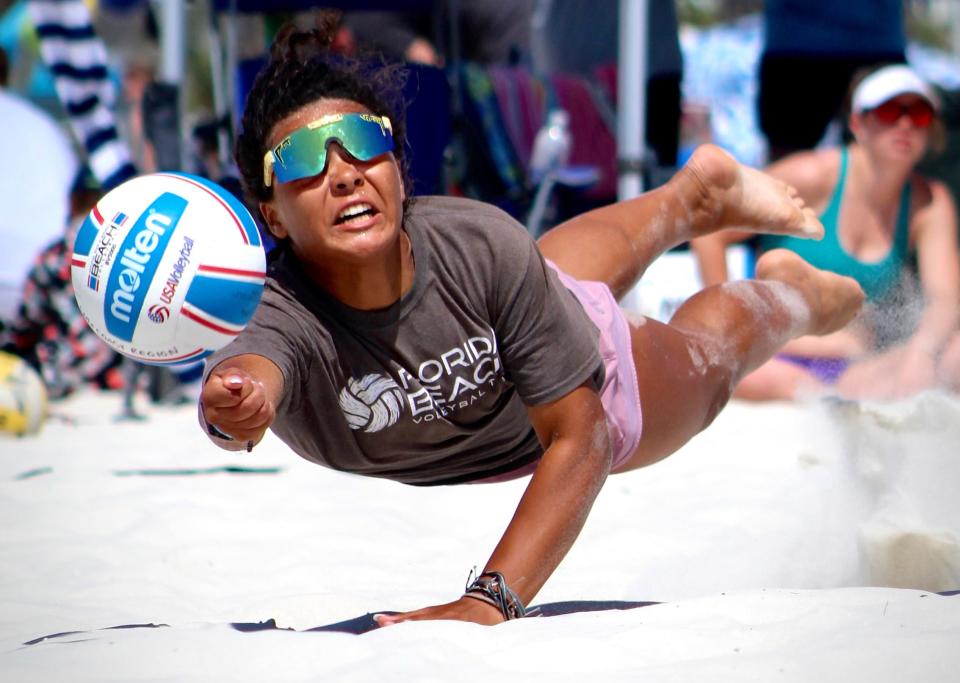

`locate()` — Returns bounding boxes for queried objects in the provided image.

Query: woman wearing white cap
[694,64,960,400]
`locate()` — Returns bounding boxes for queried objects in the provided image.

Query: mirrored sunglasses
[870,99,935,128]
[263,112,394,187]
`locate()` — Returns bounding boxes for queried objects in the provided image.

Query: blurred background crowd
[2,0,960,424]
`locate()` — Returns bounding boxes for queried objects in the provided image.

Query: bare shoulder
[927,176,958,210]
[910,173,957,228]
[911,174,958,217]
[909,174,959,245]
[764,148,840,205]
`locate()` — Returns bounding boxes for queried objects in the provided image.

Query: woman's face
[852,94,933,166]
[259,98,406,270]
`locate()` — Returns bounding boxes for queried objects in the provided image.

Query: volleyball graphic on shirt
[339,373,405,432]
[70,173,266,366]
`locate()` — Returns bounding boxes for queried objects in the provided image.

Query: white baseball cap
[852,64,941,114]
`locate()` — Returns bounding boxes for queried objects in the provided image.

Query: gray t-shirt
[206,196,603,485]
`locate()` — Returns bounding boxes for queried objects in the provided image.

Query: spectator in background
[92,0,160,172]
[693,64,960,401]
[191,114,275,253]
[758,0,906,163]
[342,1,535,66]
[1,166,124,399]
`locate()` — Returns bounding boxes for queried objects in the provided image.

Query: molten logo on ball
[105,197,184,340]
[147,304,169,323]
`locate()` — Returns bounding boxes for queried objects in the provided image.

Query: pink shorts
[476,262,643,482]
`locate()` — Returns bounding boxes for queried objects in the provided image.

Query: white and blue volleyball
[71,173,266,366]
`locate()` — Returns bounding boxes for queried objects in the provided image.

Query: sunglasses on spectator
[263,113,395,187]
[869,99,935,128]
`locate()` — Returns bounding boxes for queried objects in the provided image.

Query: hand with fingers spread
[374,596,505,628]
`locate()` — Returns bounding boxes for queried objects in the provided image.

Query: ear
[848,112,865,141]
[259,201,288,240]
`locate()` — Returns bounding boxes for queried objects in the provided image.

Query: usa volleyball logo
[147,304,169,323]
[71,172,266,365]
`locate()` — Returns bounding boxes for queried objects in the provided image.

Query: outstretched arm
[376,382,612,626]
[199,354,284,450]
[907,181,960,356]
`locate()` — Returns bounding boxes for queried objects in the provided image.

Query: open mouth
[335,202,378,226]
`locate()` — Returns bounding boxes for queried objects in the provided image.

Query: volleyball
[71,173,266,366]
[0,351,48,436]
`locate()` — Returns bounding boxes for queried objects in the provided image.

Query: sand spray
[826,392,960,592]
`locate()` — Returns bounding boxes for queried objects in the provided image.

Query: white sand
[2,389,959,681]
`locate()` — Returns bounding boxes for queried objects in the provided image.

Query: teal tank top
[758,147,911,301]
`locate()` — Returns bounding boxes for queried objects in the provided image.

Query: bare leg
[615,250,864,471]
[537,144,822,300]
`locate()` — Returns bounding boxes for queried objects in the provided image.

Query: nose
[325,143,363,193]
[895,112,914,129]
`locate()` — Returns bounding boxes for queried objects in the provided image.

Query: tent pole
[617,0,647,200]
[207,5,231,170]
[156,0,187,170]
[158,0,185,85]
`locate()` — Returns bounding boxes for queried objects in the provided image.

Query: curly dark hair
[235,13,410,207]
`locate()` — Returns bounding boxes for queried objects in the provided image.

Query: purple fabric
[515,71,548,170]
[550,73,617,200]
[487,66,548,173]
[488,66,531,171]
[777,354,850,384]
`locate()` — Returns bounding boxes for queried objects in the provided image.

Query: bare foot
[679,144,824,241]
[755,249,864,337]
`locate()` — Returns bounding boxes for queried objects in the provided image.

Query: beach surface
[2,388,959,681]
